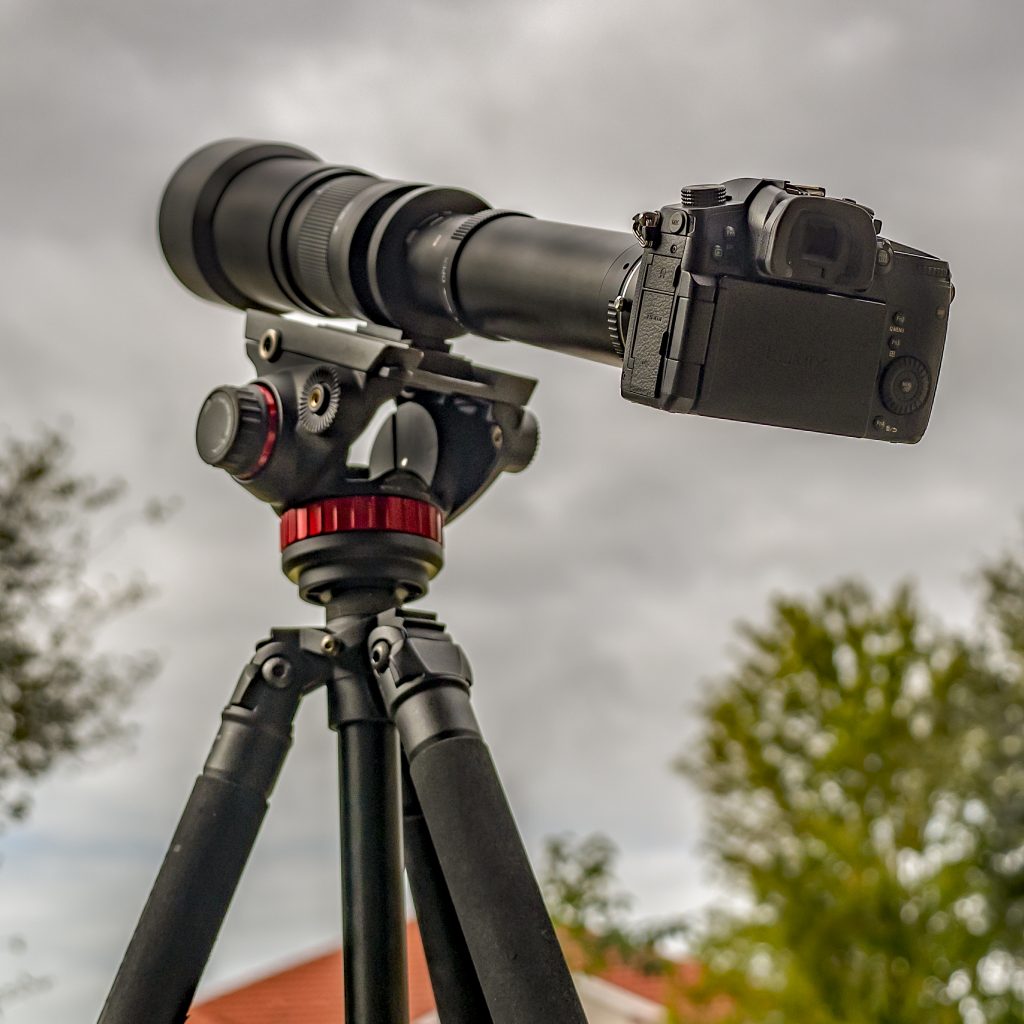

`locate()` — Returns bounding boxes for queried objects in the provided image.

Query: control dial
[680,184,728,208]
[880,357,930,416]
[196,384,278,478]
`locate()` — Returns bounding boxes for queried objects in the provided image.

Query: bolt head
[261,656,293,688]
[370,640,391,671]
[490,424,504,448]
[258,328,282,361]
[321,635,339,655]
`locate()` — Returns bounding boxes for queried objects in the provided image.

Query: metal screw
[321,635,339,656]
[258,328,282,361]
[370,640,391,671]
[261,656,293,688]
[490,424,504,448]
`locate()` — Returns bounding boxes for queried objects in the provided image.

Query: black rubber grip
[98,775,267,1024]
[409,735,587,1023]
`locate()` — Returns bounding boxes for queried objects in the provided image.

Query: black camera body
[620,179,952,443]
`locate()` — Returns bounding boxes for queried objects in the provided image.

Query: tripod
[98,312,590,1024]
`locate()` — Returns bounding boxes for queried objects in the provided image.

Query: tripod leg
[327,645,407,1024]
[402,758,493,1024]
[98,630,330,1024]
[369,611,588,1024]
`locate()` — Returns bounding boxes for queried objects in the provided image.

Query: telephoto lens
[159,139,641,363]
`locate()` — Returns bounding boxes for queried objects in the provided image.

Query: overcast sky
[2,1,1023,1019]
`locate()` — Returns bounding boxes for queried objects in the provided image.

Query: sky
[1,0,1023,1019]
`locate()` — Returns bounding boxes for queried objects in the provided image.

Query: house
[188,920,716,1023]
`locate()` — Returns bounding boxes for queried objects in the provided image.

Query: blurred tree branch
[541,831,684,975]
[0,428,175,827]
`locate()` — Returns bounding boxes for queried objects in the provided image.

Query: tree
[679,571,1024,1024]
[541,831,682,975]
[0,429,169,828]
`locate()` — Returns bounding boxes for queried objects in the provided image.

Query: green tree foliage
[0,429,168,827]
[680,573,1024,1024]
[542,832,682,975]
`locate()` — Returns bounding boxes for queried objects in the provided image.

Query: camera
[621,179,952,442]
[160,141,952,443]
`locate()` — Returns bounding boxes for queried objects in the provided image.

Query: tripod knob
[196,384,278,478]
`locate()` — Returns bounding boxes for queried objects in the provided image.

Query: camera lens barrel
[418,212,641,363]
[159,140,641,362]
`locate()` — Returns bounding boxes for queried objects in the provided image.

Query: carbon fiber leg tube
[402,758,493,1024]
[328,643,407,1024]
[369,611,587,1024]
[98,631,326,1024]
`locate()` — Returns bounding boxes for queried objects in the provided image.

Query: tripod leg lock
[205,628,333,798]
[98,627,334,1024]
[368,610,479,758]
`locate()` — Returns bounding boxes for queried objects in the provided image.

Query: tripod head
[196,310,538,609]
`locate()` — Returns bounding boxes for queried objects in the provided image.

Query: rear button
[880,357,930,415]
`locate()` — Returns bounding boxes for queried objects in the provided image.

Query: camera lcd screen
[695,277,887,437]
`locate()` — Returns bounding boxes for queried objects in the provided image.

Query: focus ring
[294,175,374,313]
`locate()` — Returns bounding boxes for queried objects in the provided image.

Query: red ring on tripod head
[279,495,444,551]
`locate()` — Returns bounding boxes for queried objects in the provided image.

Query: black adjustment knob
[880,357,931,416]
[680,184,728,208]
[196,385,275,476]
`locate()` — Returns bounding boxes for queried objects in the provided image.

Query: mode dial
[680,184,728,208]
[196,384,278,478]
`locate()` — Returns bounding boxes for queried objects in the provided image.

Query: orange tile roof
[188,920,714,1023]
[189,920,433,1024]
